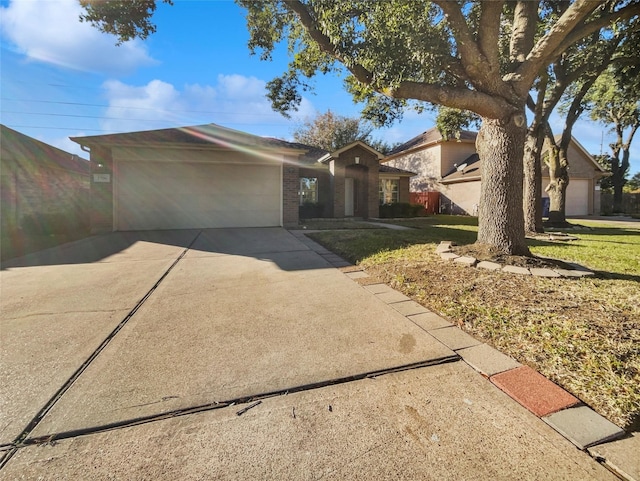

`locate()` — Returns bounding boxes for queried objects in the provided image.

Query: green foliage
[627,171,640,192]
[436,107,480,141]
[292,110,396,153]
[79,0,173,44]
[587,68,640,133]
[378,203,426,218]
[298,202,324,219]
[594,154,628,192]
[292,110,373,151]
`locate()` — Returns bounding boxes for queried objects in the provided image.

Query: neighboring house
[383,127,607,216]
[70,124,414,232]
[1,125,90,232]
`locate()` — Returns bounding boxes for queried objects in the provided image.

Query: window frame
[379,177,399,204]
[299,177,318,205]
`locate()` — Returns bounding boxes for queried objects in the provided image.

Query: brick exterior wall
[1,162,89,233]
[399,177,410,203]
[330,145,381,219]
[89,146,115,233]
[367,162,380,218]
[282,161,300,227]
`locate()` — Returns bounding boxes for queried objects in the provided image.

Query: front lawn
[307,216,640,430]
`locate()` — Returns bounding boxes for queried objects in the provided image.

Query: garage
[71,124,307,232]
[116,161,282,231]
[566,179,590,216]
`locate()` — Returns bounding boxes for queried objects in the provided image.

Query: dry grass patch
[308,218,640,430]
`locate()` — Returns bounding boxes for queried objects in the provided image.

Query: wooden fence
[409,192,440,215]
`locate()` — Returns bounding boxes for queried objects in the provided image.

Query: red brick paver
[490,366,580,417]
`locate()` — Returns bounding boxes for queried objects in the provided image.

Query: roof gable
[545,135,606,173]
[385,127,477,161]
[379,164,416,176]
[318,140,384,163]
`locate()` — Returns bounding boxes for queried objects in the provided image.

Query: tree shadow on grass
[593,270,640,283]
[308,225,478,263]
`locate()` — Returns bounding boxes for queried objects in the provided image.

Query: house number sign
[93,174,111,183]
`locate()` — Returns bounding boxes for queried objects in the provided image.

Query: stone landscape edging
[436,241,595,278]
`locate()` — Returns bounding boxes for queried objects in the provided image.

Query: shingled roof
[379,164,416,176]
[387,127,477,159]
[1,124,89,174]
[440,153,481,184]
[71,123,310,154]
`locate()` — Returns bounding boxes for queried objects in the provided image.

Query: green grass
[530,226,640,277]
[290,219,379,230]
[307,215,640,429]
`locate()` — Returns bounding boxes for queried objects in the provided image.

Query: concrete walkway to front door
[0,228,613,479]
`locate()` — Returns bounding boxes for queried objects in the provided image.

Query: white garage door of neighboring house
[566,179,590,216]
[116,161,281,230]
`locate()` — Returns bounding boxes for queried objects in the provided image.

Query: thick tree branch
[624,122,640,148]
[435,0,516,101]
[516,0,600,94]
[560,79,593,149]
[285,0,512,119]
[389,81,515,119]
[549,3,640,61]
[510,1,538,64]
[284,0,373,84]
[433,2,488,81]
[478,1,504,70]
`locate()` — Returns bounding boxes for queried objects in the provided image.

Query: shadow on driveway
[1,228,323,272]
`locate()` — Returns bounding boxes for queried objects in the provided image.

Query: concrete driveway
[0,228,614,480]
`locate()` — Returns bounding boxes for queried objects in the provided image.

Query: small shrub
[379,203,426,218]
[21,211,89,235]
[299,202,325,219]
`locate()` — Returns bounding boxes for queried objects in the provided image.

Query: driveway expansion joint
[0,231,203,470]
[15,355,461,450]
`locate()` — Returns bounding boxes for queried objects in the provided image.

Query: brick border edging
[436,241,595,278]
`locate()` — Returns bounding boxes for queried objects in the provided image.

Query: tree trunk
[545,144,570,225]
[523,130,544,234]
[611,148,630,213]
[476,114,530,256]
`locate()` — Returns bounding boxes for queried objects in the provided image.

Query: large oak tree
[81,0,640,255]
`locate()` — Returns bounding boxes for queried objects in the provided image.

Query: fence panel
[410,192,440,215]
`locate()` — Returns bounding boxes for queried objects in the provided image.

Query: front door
[345,178,355,216]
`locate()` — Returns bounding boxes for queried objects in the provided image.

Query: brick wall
[89,146,114,233]
[282,161,300,226]
[1,163,89,233]
[399,177,410,203]
[367,163,379,218]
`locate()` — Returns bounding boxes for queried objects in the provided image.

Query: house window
[299,177,318,205]
[379,178,399,204]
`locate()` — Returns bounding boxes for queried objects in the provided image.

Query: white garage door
[116,161,281,230]
[566,179,589,216]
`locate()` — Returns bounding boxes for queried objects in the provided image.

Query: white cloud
[37,133,89,159]
[0,0,155,75]
[100,76,316,135]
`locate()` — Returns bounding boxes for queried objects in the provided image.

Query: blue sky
[1,0,638,175]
